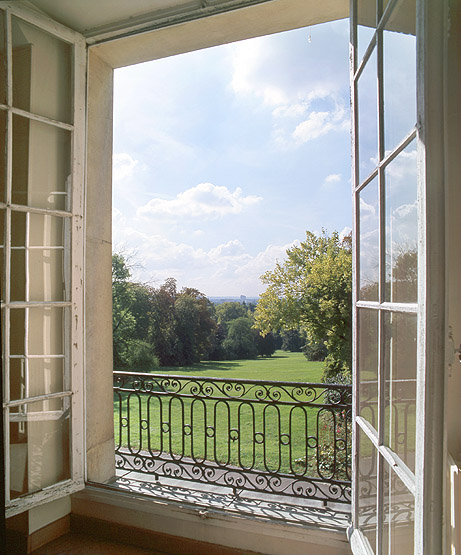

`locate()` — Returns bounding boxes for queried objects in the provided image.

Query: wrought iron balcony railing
[114,372,352,504]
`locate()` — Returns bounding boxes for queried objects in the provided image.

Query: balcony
[112,372,352,509]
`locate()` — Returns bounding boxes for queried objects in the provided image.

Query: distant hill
[208,296,259,305]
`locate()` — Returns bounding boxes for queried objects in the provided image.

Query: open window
[350,0,446,553]
[0,3,86,517]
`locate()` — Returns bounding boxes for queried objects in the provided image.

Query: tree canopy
[254,230,352,381]
[112,254,276,369]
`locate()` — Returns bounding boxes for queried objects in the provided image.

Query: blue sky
[112,19,353,297]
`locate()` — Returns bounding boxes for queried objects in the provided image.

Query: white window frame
[349,0,446,553]
[0,1,86,517]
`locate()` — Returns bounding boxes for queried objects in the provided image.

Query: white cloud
[387,148,418,181]
[322,173,342,189]
[113,152,139,182]
[340,226,352,240]
[360,197,376,217]
[113,220,298,295]
[393,200,417,219]
[230,38,289,106]
[292,105,348,144]
[137,183,263,220]
[236,243,295,279]
[227,24,350,151]
[208,239,246,259]
[272,103,308,119]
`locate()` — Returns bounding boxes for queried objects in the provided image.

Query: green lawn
[114,352,349,479]
[145,350,324,381]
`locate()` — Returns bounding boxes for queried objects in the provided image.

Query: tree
[174,287,217,365]
[280,329,304,352]
[302,338,328,362]
[255,330,276,357]
[254,230,352,381]
[215,302,249,329]
[222,317,258,360]
[112,253,158,369]
[112,253,136,367]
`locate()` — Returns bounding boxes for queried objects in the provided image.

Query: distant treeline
[112,254,326,369]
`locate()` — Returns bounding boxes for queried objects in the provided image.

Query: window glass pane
[359,176,379,300]
[382,460,415,554]
[11,211,26,301]
[384,140,417,303]
[358,309,379,429]
[10,249,25,301]
[358,47,378,183]
[357,0,376,63]
[30,213,65,246]
[10,308,25,356]
[12,16,72,124]
[358,426,378,552]
[10,358,25,401]
[28,307,65,356]
[9,408,70,499]
[29,249,66,302]
[383,0,416,152]
[12,115,71,211]
[10,358,64,402]
[0,10,6,105]
[0,208,4,301]
[384,312,417,473]
[29,358,64,398]
[0,109,6,204]
[11,210,26,246]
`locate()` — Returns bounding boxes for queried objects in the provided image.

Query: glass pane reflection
[12,115,71,211]
[384,0,416,152]
[358,48,378,183]
[28,307,65,356]
[0,208,4,301]
[12,16,72,124]
[359,309,379,429]
[10,308,25,356]
[29,249,66,302]
[0,109,6,204]
[0,10,6,105]
[358,427,377,553]
[382,460,415,554]
[384,140,418,303]
[9,409,70,499]
[359,176,379,300]
[384,312,417,473]
[357,0,376,63]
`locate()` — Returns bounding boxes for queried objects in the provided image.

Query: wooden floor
[30,532,167,555]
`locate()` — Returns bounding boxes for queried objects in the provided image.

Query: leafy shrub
[123,339,159,369]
